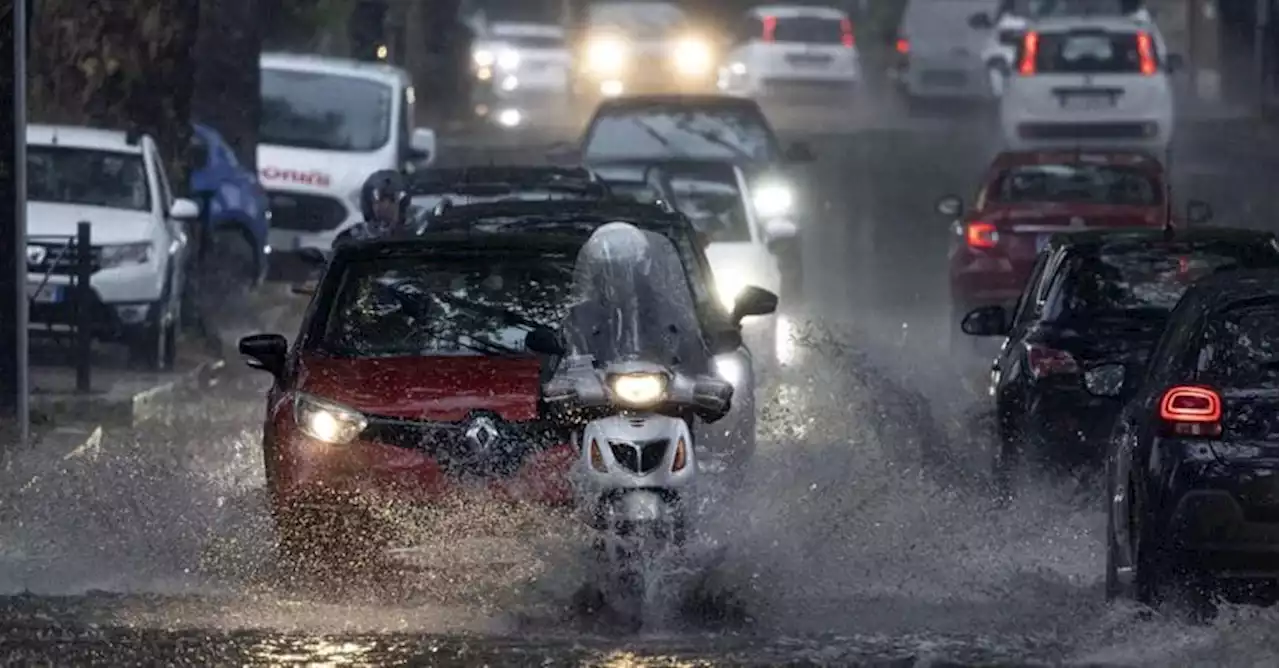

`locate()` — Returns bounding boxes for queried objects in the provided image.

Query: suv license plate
[27,283,62,304]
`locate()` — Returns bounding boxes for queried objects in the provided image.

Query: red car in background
[238,233,580,560]
[935,149,1213,348]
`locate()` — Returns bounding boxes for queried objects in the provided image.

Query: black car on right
[961,228,1279,480]
[1092,269,1277,606]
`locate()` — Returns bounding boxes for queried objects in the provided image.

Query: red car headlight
[294,392,368,444]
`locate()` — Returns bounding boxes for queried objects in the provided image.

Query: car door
[994,246,1059,394]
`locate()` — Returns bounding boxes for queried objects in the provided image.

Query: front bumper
[26,261,167,339]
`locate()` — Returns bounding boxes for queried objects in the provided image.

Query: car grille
[1018,122,1153,140]
[360,413,563,478]
[266,190,348,232]
[25,242,102,275]
[608,438,669,475]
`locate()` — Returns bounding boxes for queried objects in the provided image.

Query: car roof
[424,199,693,236]
[748,5,849,19]
[26,124,146,153]
[595,94,765,113]
[330,231,587,264]
[1048,227,1278,253]
[990,149,1165,171]
[1026,15,1150,33]
[260,51,410,85]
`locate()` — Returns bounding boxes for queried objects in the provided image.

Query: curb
[29,357,226,429]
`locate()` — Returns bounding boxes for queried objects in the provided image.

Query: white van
[257,53,437,253]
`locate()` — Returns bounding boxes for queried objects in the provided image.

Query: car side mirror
[960,304,1009,337]
[1165,53,1185,73]
[1186,199,1213,224]
[546,141,582,164]
[784,142,815,163]
[936,194,963,217]
[732,285,779,322]
[239,333,288,376]
[524,326,565,355]
[410,127,436,166]
[763,218,798,244]
[968,12,993,29]
[170,197,201,220]
[691,374,734,423]
[1083,363,1127,398]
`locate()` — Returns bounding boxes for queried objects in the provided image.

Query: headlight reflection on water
[250,638,375,666]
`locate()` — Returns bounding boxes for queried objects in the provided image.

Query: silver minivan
[892,0,1000,104]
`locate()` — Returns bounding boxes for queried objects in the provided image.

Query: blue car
[189,122,271,288]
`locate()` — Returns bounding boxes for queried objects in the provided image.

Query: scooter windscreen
[562,222,708,370]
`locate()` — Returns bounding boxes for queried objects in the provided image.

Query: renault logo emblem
[26,245,46,265]
[464,415,499,450]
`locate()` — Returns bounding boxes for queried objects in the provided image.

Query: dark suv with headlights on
[1095,269,1277,607]
[960,227,1279,487]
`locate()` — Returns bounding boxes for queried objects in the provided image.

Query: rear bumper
[1161,449,1278,578]
[1002,117,1171,151]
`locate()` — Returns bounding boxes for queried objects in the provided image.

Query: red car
[935,150,1211,347]
[238,233,581,556]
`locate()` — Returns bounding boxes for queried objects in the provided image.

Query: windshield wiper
[671,118,752,161]
[631,118,685,155]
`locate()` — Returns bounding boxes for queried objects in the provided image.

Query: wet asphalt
[0,100,1276,666]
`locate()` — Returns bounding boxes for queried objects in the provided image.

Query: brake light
[1159,386,1223,437]
[896,38,910,54]
[1136,31,1156,76]
[762,15,777,42]
[590,438,607,472]
[1019,31,1039,76]
[840,18,855,48]
[1025,343,1079,378]
[966,221,999,249]
[672,436,688,472]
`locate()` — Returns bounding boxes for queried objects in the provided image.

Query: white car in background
[968,0,1156,97]
[256,53,437,257]
[26,125,199,369]
[1000,16,1179,153]
[719,4,862,100]
[469,20,573,127]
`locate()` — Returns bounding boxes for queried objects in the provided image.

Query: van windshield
[260,68,394,152]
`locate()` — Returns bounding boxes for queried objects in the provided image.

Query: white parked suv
[718,5,862,100]
[26,125,198,369]
[999,16,1179,153]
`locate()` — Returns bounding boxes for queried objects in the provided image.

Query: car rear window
[1044,242,1279,320]
[990,164,1161,205]
[773,16,846,44]
[319,254,575,358]
[1196,303,1279,390]
[1028,30,1151,74]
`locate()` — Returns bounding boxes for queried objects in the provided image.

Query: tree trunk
[28,0,201,186]
[193,0,261,169]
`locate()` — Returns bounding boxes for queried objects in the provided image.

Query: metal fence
[27,221,94,392]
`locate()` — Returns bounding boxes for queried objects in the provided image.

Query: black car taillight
[1158,385,1223,438]
[1025,343,1079,379]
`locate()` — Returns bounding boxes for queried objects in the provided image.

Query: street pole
[1257,0,1270,114]
[1,0,31,449]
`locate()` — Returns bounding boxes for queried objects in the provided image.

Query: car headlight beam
[99,242,152,268]
[294,393,368,444]
[753,183,794,218]
[673,37,712,76]
[587,36,629,74]
[609,373,667,408]
[716,275,745,313]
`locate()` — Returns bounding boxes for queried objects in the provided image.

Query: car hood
[27,201,156,243]
[983,202,1162,228]
[1034,315,1167,366]
[297,353,542,422]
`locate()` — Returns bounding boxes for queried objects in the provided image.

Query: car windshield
[774,17,847,44]
[587,2,686,38]
[319,254,575,358]
[990,164,1161,206]
[260,68,393,152]
[663,164,751,243]
[584,107,778,162]
[1032,30,1150,74]
[1046,243,1278,320]
[27,146,150,212]
[1196,304,1279,390]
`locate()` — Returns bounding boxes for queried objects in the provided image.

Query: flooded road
[1,111,1275,666]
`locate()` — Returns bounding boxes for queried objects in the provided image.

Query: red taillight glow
[1136,31,1156,76]
[1159,386,1223,436]
[841,18,855,48]
[1025,344,1079,378]
[1019,31,1039,76]
[762,15,777,42]
[895,38,910,54]
[966,221,999,248]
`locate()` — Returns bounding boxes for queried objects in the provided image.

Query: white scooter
[525,328,734,622]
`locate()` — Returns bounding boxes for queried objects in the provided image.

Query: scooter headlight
[753,182,794,218]
[609,373,667,408]
[294,392,368,444]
